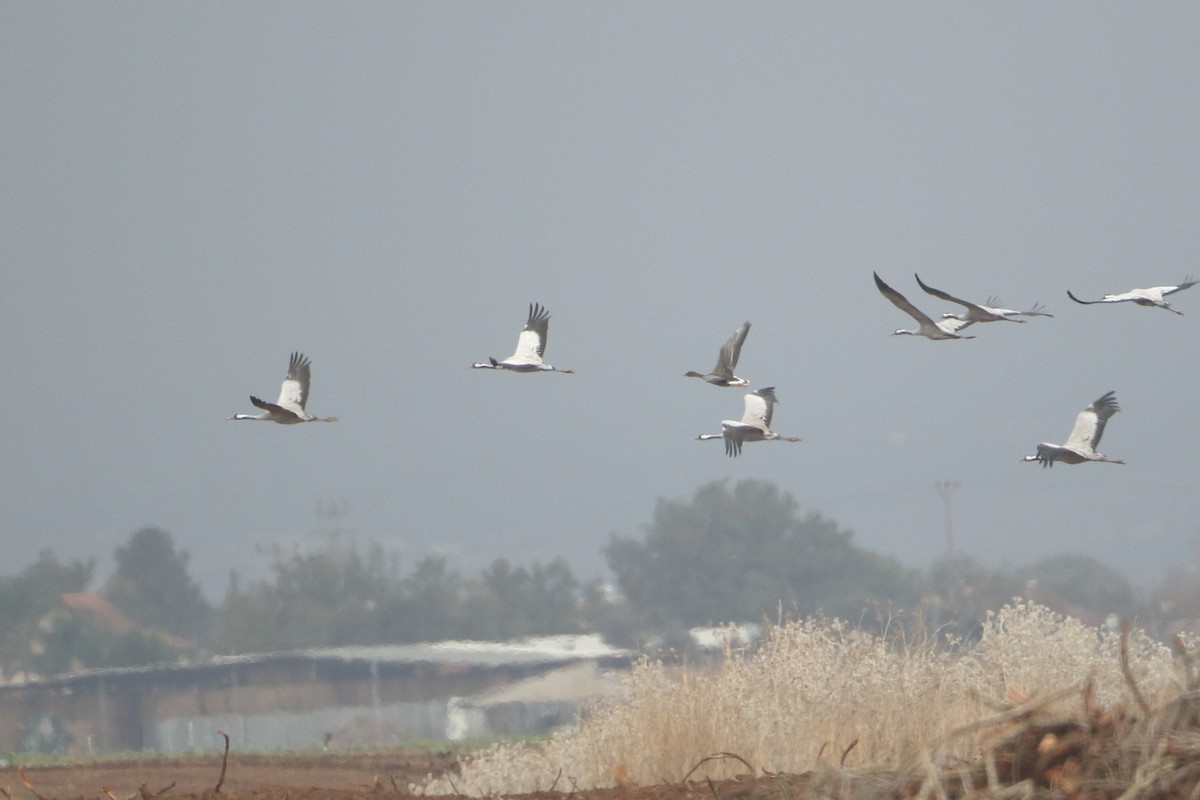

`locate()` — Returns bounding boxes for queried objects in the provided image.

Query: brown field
[2,750,818,800]
[7,709,1198,800]
[9,606,1200,800]
[5,750,462,800]
[2,749,792,800]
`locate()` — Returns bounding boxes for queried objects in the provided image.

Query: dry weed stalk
[138,781,175,799]
[213,728,231,793]
[419,601,1192,796]
[680,752,756,784]
[840,738,859,767]
[1120,621,1152,716]
[15,767,47,800]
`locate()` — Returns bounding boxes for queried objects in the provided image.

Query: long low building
[0,635,633,755]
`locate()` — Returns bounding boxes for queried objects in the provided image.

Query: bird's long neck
[472,361,499,369]
[230,413,269,421]
[695,433,723,441]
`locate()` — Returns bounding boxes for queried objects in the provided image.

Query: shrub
[418,600,1188,795]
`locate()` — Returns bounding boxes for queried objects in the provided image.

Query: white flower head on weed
[969,600,1178,710]
[417,601,1190,796]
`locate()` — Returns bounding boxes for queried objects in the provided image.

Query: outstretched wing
[741,386,778,429]
[1034,443,1065,467]
[713,321,751,377]
[1066,289,1111,305]
[936,316,975,335]
[1064,391,1119,452]
[874,272,937,327]
[251,395,301,422]
[1161,276,1197,296]
[277,352,311,412]
[723,428,744,458]
[914,273,988,315]
[512,302,551,359]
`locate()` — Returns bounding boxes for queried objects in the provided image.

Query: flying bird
[685,321,751,386]
[695,386,802,457]
[874,272,976,340]
[472,303,574,373]
[1067,277,1196,314]
[1022,391,1124,467]
[914,274,1053,323]
[230,352,339,424]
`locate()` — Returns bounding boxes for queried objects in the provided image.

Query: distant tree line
[0,479,1191,678]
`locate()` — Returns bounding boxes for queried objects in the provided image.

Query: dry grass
[417,600,1195,796]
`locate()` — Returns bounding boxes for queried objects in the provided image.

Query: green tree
[606,480,920,631]
[462,558,581,639]
[216,541,400,652]
[387,555,467,642]
[33,614,174,674]
[0,551,94,676]
[923,555,1025,640]
[1015,554,1136,624]
[105,527,210,643]
[214,544,586,651]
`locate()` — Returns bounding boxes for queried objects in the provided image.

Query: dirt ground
[2,750,815,800]
[8,713,1200,800]
[5,750,461,800]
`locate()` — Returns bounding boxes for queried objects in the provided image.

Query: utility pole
[935,481,959,559]
[935,481,960,612]
[314,498,352,551]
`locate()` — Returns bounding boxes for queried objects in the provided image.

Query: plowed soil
[8,709,1200,800]
[6,750,461,800]
[3,751,815,800]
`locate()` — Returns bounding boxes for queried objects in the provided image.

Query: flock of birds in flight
[229,275,1196,466]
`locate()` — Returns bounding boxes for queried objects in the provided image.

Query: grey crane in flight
[874,272,976,340]
[914,273,1053,324]
[1022,391,1124,467]
[230,352,339,424]
[1067,277,1196,314]
[695,386,802,457]
[472,303,574,373]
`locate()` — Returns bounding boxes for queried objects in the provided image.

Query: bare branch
[16,767,48,800]
[214,729,231,793]
[1120,622,1151,716]
[681,752,755,784]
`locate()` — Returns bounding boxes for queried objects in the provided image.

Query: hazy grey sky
[3,4,1198,600]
